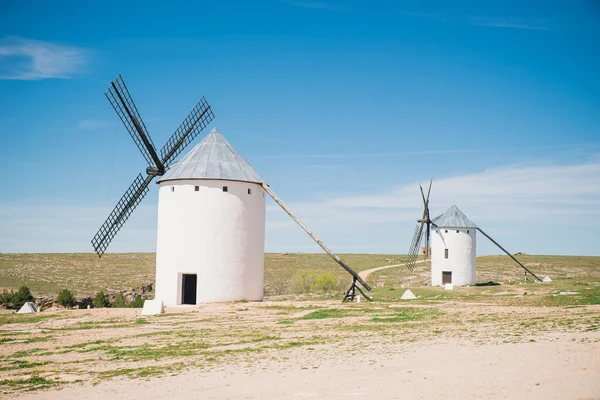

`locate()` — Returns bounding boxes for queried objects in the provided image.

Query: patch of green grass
[0,313,60,326]
[301,309,350,320]
[86,340,213,361]
[135,318,149,324]
[370,309,439,323]
[0,375,58,389]
[0,360,52,372]
[3,348,44,359]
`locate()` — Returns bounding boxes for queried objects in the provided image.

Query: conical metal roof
[157,128,265,184]
[431,205,477,229]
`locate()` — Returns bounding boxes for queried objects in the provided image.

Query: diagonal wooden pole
[477,228,543,282]
[262,184,372,291]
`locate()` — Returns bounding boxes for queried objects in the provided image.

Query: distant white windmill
[405,182,542,286]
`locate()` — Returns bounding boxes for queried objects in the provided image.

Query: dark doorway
[442,271,452,284]
[182,274,197,305]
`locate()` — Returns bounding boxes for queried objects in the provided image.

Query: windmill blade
[477,228,543,282]
[406,222,425,272]
[424,178,433,257]
[425,178,432,205]
[105,75,162,168]
[160,98,214,167]
[91,173,154,257]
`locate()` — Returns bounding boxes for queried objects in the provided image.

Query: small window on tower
[195,186,199,192]
[171,187,175,192]
[223,186,228,192]
[445,230,448,233]
[445,248,449,259]
[248,188,252,195]
[456,230,459,233]
[467,230,470,234]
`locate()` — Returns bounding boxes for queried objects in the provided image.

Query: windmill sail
[91,174,153,257]
[91,75,215,257]
[160,97,214,167]
[406,222,424,272]
[105,75,161,167]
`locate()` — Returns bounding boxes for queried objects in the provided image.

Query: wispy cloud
[265,159,600,254]
[0,37,88,80]
[2,159,599,255]
[400,11,550,31]
[263,149,478,160]
[262,143,597,160]
[467,17,550,31]
[240,131,288,145]
[76,119,105,130]
[283,0,346,11]
[399,11,449,23]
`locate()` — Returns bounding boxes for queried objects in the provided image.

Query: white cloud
[0,37,88,80]
[265,159,600,255]
[283,0,345,11]
[399,11,550,31]
[467,17,550,31]
[76,119,105,130]
[1,159,599,256]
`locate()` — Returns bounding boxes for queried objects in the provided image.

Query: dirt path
[359,259,428,281]
[14,334,600,400]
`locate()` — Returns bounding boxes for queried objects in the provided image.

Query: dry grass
[0,253,402,298]
[0,253,599,396]
[0,301,598,395]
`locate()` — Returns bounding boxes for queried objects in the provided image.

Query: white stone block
[141,300,164,315]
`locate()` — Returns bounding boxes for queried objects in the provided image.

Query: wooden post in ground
[262,183,372,292]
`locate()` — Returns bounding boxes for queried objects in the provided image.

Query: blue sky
[0,0,599,256]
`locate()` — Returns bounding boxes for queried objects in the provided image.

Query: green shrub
[131,296,145,308]
[57,289,76,308]
[314,273,339,293]
[0,290,14,307]
[290,269,317,294]
[92,291,111,308]
[12,286,35,308]
[111,294,128,308]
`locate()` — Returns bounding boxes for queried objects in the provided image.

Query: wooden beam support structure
[477,228,543,282]
[262,183,372,292]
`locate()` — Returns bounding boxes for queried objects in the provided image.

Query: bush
[57,289,76,308]
[131,296,144,308]
[0,286,35,309]
[92,291,111,308]
[314,273,339,293]
[290,269,317,294]
[111,293,128,308]
[13,286,35,308]
[0,290,13,307]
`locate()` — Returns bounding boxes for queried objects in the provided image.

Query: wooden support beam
[477,228,543,282]
[262,184,372,291]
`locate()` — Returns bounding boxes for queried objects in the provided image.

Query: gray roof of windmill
[431,205,478,229]
[156,128,265,184]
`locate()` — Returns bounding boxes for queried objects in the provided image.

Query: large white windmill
[91,75,372,305]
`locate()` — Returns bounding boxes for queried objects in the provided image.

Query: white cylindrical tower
[154,128,266,306]
[430,205,477,287]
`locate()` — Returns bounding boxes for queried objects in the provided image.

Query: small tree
[57,289,77,308]
[314,273,338,293]
[92,291,111,308]
[290,269,317,294]
[0,290,14,308]
[111,293,128,308]
[130,296,144,308]
[12,286,35,308]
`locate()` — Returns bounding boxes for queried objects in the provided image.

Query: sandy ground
[1,299,598,400]
[12,333,600,400]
